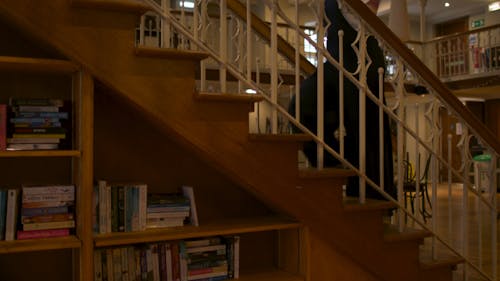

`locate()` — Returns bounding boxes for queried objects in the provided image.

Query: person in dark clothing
[288,0,395,200]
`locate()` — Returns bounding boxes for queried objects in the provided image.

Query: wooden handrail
[427,23,500,43]
[226,0,316,76]
[347,0,500,154]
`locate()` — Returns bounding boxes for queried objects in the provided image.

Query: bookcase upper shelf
[94,216,301,247]
[0,56,79,73]
[0,150,81,157]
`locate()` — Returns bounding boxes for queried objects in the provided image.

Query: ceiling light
[489,1,500,12]
[245,89,257,94]
[179,1,194,9]
[444,2,450,7]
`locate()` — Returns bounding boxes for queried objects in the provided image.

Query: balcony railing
[137,0,499,280]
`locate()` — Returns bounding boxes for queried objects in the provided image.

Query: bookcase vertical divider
[76,70,94,281]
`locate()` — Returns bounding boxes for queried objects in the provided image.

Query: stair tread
[71,0,151,13]
[343,197,397,212]
[248,133,313,142]
[298,167,355,179]
[383,223,432,243]
[419,255,464,270]
[196,92,264,103]
[135,47,210,61]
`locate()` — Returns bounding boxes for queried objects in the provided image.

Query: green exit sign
[472,19,484,28]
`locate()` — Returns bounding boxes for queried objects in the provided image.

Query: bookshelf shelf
[0,150,81,158]
[0,236,81,254]
[238,270,304,281]
[94,216,301,247]
[0,56,79,74]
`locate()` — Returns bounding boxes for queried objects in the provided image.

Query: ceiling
[378,0,493,24]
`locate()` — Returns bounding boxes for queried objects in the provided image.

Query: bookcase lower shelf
[94,216,301,247]
[0,236,81,254]
[237,270,304,281]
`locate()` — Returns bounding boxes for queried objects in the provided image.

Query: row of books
[95,180,198,234]
[0,184,75,240]
[0,98,71,151]
[94,236,240,281]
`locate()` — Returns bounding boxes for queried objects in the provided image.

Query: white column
[388,0,410,42]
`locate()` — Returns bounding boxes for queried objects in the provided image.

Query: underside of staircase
[0,1,462,280]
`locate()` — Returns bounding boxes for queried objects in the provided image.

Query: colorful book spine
[21,213,74,224]
[21,206,69,216]
[14,112,68,119]
[0,104,6,151]
[22,184,74,195]
[22,220,75,231]
[0,190,7,240]
[21,200,74,209]
[16,228,70,240]
[22,193,74,203]
[14,105,61,112]
[5,189,19,240]
[8,97,64,107]
[12,133,65,139]
[182,186,198,227]
[10,117,62,124]
[7,137,60,144]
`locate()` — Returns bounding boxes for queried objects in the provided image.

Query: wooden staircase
[0,0,463,280]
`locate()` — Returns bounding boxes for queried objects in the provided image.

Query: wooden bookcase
[0,21,307,281]
[0,56,84,281]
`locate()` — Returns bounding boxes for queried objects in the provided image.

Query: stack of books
[7,98,70,151]
[180,236,240,281]
[93,236,239,281]
[17,185,75,240]
[146,193,191,229]
[96,180,148,234]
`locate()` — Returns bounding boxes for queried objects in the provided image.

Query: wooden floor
[406,183,499,281]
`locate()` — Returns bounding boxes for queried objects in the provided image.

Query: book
[5,189,19,240]
[7,137,60,144]
[146,218,185,229]
[21,200,74,209]
[21,206,70,216]
[112,248,122,281]
[188,265,228,276]
[121,247,130,281]
[22,184,75,196]
[21,213,74,224]
[98,180,109,234]
[0,190,7,240]
[13,127,67,134]
[0,104,6,150]
[182,186,198,227]
[185,244,226,254]
[12,121,62,128]
[94,250,103,281]
[22,219,75,231]
[10,117,62,124]
[7,143,59,150]
[9,97,64,107]
[146,211,189,219]
[14,105,61,112]
[14,112,69,119]
[233,236,240,279]
[187,271,227,281]
[22,193,74,203]
[184,237,222,248]
[12,133,66,139]
[16,228,70,240]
